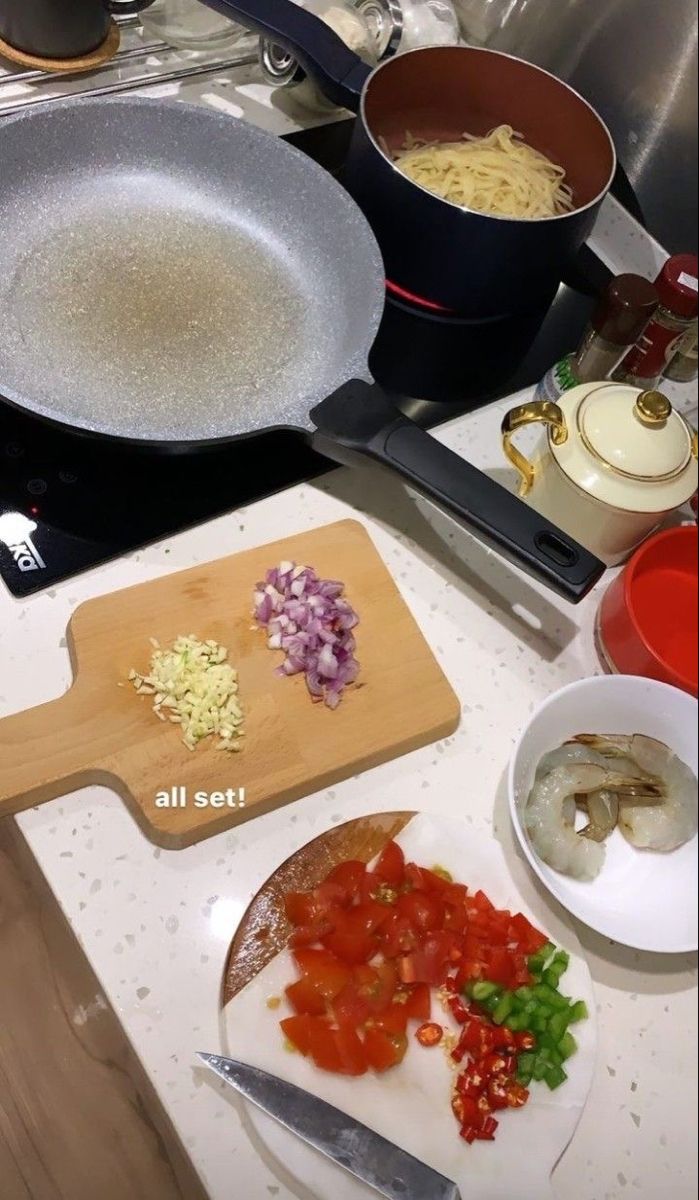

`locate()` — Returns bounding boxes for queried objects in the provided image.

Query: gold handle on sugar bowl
[501,400,568,496]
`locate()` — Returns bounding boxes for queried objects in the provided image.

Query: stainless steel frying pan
[0,97,603,600]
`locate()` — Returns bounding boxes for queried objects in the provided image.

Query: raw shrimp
[524,763,653,881]
[579,790,619,843]
[535,743,648,842]
[575,734,697,852]
[571,734,665,791]
[526,764,605,880]
[535,743,609,777]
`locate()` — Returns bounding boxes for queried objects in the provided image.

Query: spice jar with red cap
[614,254,698,388]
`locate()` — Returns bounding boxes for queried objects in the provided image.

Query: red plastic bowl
[598,525,698,697]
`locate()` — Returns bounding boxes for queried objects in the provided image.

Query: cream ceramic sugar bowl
[501,382,698,566]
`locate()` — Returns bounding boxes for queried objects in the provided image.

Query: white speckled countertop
[1,42,697,1200]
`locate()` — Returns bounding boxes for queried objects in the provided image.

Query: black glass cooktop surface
[1,117,623,599]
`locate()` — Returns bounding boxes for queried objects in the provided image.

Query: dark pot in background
[0,0,154,60]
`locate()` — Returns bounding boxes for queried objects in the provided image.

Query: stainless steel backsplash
[455,0,698,254]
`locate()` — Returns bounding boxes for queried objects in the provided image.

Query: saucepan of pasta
[200,4,616,317]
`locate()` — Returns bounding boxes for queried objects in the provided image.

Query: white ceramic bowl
[509,675,698,952]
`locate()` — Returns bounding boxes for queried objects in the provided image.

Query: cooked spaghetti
[390,124,574,219]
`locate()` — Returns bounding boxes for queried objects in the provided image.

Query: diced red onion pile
[253,562,360,709]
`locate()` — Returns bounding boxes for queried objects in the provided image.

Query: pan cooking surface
[7,199,313,436]
[0,98,384,444]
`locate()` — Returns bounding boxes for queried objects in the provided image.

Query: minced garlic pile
[129,635,244,752]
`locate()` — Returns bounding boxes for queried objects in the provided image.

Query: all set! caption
[154,787,246,809]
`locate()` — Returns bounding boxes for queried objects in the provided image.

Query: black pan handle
[199,0,371,110]
[310,381,605,604]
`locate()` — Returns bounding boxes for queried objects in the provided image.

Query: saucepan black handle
[199,0,371,110]
[311,381,605,604]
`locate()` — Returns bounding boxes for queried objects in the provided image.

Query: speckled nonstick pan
[0,97,603,601]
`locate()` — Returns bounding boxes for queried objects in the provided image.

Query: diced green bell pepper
[547,1010,572,1043]
[558,1031,578,1060]
[492,993,515,1025]
[471,981,501,1002]
[544,1064,567,1090]
[533,984,569,1011]
[568,1000,589,1023]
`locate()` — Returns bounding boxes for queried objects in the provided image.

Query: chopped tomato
[336,961,396,1018]
[307,1020,344,1073]
[288,919,334,947]
[359,869,402,905]
[473,889,495,912]
[333,961,395,1024]
[396,890,445,932]
[402,982,431,1021]
[415,1021,443,1047]
[280,1014,315,1056]
[508,911,548,954]
[368,1003,409,1036]
[364,961,398,1010]
[442,881,469,907]
[377,911,418,958]
[321,926,376,965]
[285,977,327,1016]
[299,1017,370,1075]
[333,1022,368,1076]
[442,903,469,934]
[325,859,366,900]
[320,903,388,964]
[292,947,350,999]
[483,912,511,946]
[402,862,427,892]
[398,931,462,986]
[332,980,370,1026]
[483,945,514,988]
[454,960,484,990]
[363,1028,408,1072]
[284,891,318,926]
[508,952,531,987]
[407,862,451,894]
[374,840,405,887]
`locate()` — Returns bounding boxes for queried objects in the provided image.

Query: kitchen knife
[197,1053,462,1200]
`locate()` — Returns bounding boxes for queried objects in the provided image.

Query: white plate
[221,815,597,1200]
[509,675,698,953]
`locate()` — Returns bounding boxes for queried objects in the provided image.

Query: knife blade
[197,1053,462,1200]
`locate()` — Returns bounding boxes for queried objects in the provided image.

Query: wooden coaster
[0,20,120,73]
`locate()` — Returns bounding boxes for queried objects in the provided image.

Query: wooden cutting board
[0,521,459,848]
